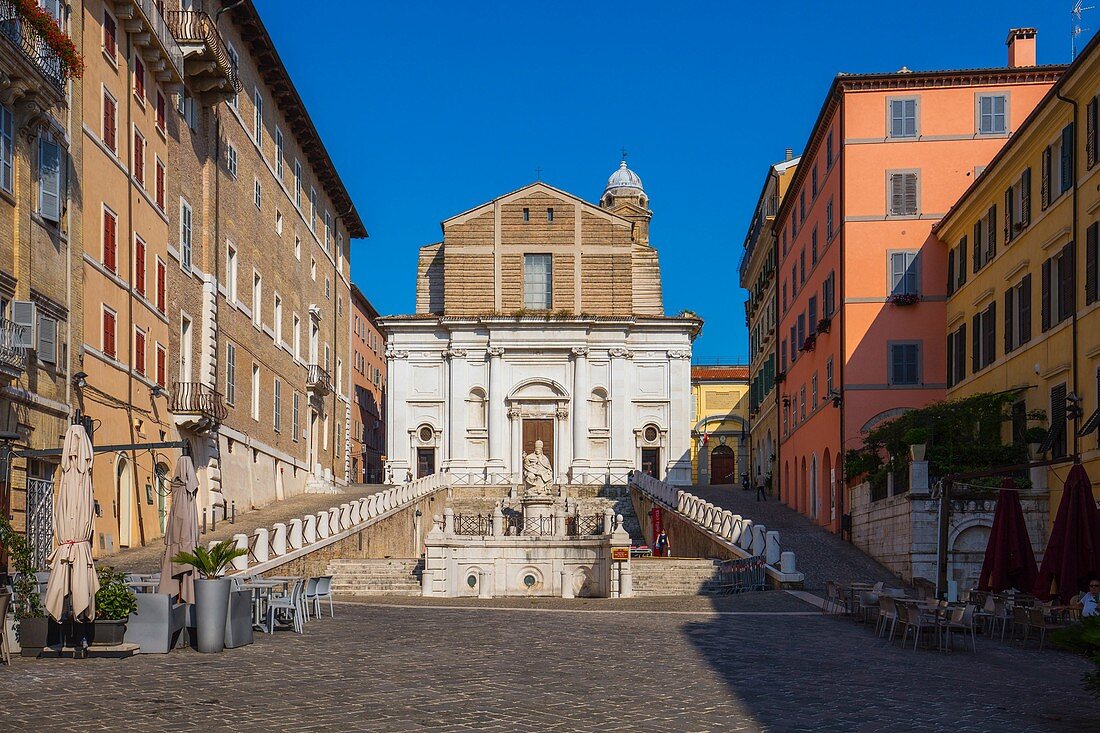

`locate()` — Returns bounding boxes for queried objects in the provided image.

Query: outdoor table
[241,580,283,631]
[126,580,160,593]
[846,583,874,615]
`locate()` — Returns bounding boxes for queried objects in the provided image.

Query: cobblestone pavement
[689,484,897,591]
[1,596,1091,732]
[102,485,383,573]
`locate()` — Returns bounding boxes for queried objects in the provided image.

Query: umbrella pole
[936,478,952,600]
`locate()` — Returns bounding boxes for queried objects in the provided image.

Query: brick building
[351,284,385,483]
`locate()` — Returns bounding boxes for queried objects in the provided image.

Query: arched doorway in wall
[782,460,790,504]
[155,461,170,535]
[809,454,818,520]
[710,444,736,485]
[823,450,834,527]
[800,457,807,514]
[117,454,133,548]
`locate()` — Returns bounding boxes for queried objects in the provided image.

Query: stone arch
[467,387,487,430]
[809,453,819,520]
[507,377,569,402]
[860,407,914,434]
[783,460,790,504]
[822,449,834,527]
[948,519,993,591]
[589,387,609,429]
[116,452,133,548]
[800,456,807,515]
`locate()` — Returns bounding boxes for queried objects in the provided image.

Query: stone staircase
[327,558,423,596]
[631,557,726,596]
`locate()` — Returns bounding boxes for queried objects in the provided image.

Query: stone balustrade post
[560,570,574,599]
[316,511,330,539]
[340,503,352,529]
[231,533,249,571]
[350,500,362,525]
[271,522,288,556]
[302,515,317,544]
[253,528,270,563]
[288,519,303,549]
[554,505,567,537]
[329,507,341,535]
[781,551,797,574]
[765,531,781,565]
[751,525,766,556]
[478,570,492,599]
[492,504,503,536]
[443,507,455,536]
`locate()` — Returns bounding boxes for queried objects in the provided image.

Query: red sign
[611,547,630,561]
[649,507,663,536]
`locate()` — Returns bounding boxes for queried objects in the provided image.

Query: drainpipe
[1054,90,1081,461]
[836,94,847,539]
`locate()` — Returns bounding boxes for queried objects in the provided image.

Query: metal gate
[26,477,54,570]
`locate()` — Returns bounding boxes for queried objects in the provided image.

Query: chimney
[785,147,793,161]
[1006,28,1037,68]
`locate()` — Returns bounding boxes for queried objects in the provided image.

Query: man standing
[755,470,768,502]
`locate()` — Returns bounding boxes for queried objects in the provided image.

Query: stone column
[508,407,521,480]
[443,348,467,468]
[698,435,710,484]
[487,347,506,467]
[666,349,694,485]
[385,348,410,480]
[608,348,633,470]
[571,347,589,477]
[555,406,571,483]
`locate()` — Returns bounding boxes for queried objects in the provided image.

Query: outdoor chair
[823,581,848,616]
[1012,605,1030,644]
[302,577,319,621]
[0,592,10,665]
[897,602,939,650]
[313,576,335,618]
[856,591,879,624]
[989,598,1011,640]
[940,604,978,652]
[1024,607,1062,651]
[872,581,885,593]
[266,579,304,634]
[876,596,898,641]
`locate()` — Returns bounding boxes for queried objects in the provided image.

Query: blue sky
[259,1,1078,363]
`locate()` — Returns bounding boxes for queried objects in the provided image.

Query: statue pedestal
[520,494,557,535]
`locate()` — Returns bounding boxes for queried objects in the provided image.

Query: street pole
[936,478,951,600]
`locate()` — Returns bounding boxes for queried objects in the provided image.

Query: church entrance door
[710,445,736,485]
[641,448,661,480]
[522,419,554,471]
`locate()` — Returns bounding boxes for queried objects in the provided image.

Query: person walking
[755,470,768,502]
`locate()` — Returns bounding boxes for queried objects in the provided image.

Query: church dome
[604,160,644,195]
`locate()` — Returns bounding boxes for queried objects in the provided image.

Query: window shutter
[987,205,997,260]
[157,347,166,387]
[11,301,35,348]
[947,249,956,295]
[135,239,146,297]
[973,221,983,271]
[1004,288,1014,354]
[959,235,967,285]
[971,314,981,373]
[1062,124,1075,192]
[1020,274,1032,344]
[37,316,56,363]
[1041,258,1051,331]
[1021,168,1032,225]
[104,313,115,358]
[38,136,61,222]
[1088,222,1099,305]
[984,302,996,367]
[1088,96,1098,169]
[904,173,917,215]
[104,212,116,272]
[156,260,166,313]
[889,173,903,215]
[1060,242,1076,321]
[1041,146,1051,209]
[956,324,966,384]
[1004,188,1013,242]
[946,330,955,387]
[890,252,904,294]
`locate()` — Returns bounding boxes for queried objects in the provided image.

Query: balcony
[0,318,27,380]
[171,381,227,433]
[307,364,332,396]
[114,0,183,83]
[166,10,241,104]
[0,0,70,100]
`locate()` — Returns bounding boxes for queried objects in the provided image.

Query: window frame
[522,253,553,310]
[887,96,919,139]
[886,169,920,217]
[888,340,922,386]
[975,92,1009,136]
[888,249,920,296]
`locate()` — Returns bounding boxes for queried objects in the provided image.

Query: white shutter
[38,136,61,222]
[11,301,35,348]
[37,316,56,363]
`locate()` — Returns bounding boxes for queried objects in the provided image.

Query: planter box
[90,619,127,646]
[18,616,49,657]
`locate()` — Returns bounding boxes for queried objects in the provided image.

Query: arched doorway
[823,450,834,527]
[710,445,736,485]
[117,454,133,548]
[783,460,790,504]
[809,454,818,520]
[800,457,807,514]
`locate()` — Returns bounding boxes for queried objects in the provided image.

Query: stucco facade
[351,285,385,484]
[774,30,1063,533]
[690,366,750,485]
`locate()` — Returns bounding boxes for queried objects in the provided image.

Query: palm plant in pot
[903,427,930,462]
[0,516,50,656]
[171,540,247,653]
[92,565,137,645]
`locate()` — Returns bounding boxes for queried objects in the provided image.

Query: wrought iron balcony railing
[307,364,333,395]
[0,0,67,91]
[171,381,228,422]
[0,317,28,375]
[131,0,183,80]
[166,9,242,94]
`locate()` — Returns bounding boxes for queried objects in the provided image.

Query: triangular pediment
[441,182,631,228]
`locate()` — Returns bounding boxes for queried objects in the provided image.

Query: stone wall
[632,490,740,563]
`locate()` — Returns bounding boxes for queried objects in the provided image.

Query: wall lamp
[150,385,168,399]
[72,371,88,389]
[781,395,791,408]
[828,390,842,408]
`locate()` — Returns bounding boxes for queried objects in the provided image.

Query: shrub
[95,565,138,621]
[1051,617,1100,696]
[172,539,248,579]
[903,427,930,445]
[1024,426,1048,444]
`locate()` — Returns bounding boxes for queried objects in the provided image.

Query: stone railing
[223,471,451,575]
[445,507,610,538]
[630,471,804,586]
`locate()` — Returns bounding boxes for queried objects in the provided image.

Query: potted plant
[903,427,930,461]
[0,516,51,656]
[801,333,817,352]
[171,540,247,653]
[817,317,832,334]
[1024,426,1047,459]
[92,565,137,646]
[887,293,921,306]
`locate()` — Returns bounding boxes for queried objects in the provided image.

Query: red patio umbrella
[977,478,1037,593]
[1034,463,1100,603]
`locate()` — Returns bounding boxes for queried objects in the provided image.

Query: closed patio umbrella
[158,454,199,603]
[44,424,100,622]
[1034,463,1100,603]
[977,478,1037,593]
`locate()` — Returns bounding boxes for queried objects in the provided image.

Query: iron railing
[715,556,767,593]
[0,318,27,373]
[171,381,228,421]
[133,0,183,78]
[506,514,555,536]
[26,477,54,570]
[165,9,242,92]
[567,514,606,536]
[454,514,492,536]
[307,364,333,394]
[0,0,67,90]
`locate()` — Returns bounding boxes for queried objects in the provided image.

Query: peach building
[774,30,1063,532]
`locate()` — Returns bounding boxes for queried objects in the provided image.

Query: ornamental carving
[668,350,692,360]
[443,348,467,359]
[486,346,506,358]
[555,408,569,420]
[507,408,521,420]
[608,347,634,359]
[385,348,409,359]
[571,347,590,357]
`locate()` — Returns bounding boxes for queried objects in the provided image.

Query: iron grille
[453,514,492,536]
[26,477,54,570]
[567,514,605,535]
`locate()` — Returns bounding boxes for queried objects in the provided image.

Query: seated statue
[522,439,553,497]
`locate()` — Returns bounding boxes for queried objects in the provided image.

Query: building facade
[775,29,1062,532]
[689,366,750,485]
[382,165,701,486]
[936,28,1100,520]
[165,0,365,523]
[351,284,385,483]
[741,152,798,488]
[0,0,82,567]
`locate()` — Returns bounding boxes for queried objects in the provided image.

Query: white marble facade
[382,318,696,486]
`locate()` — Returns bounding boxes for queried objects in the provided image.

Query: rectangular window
[808,296,818,335]
[826,356,834,395]
[103,90,116,152]
[822,271,836,317]
[156,257,166,313]
[799,249,806,285]
[947,324,967,387]
[226,144,237,177]
[523,254,552,310]
[971,301,997,372]
[156,343,166,387]
[253,89,263,147]
[1042,242,1075,330]
[252,271,262,326]
[295,236,302,261]
[227,43,239,108]
[522,208,529,222]
[1,105,13,193]
[134,328,146,376]
[155,158,165,210]
[800,386,806,420]
[292,392,300,442]
[103,9,117,61]
[273,378,281,432]
[1051,383,1068,459]
[811,373,818,409]
[811,165,818,198]
[273,294,282,340]
[226,244,238,301]
[225,343,236,405]
[310,187,317,230]
[811,227,818,264]
[1089,222,1100,305]
[889,342,920,385]
[888,171,918,216]
[254,178,261,209]
[547,207,554,222]
[275,128,284,178]
[251,363,260,421]
[1089,96,1098,170]
[826,198,834,239]
[324,211,331,248]
[156,90,166,132]
[294,161,302,208]
[293,314,301,359]
[38,134,61,221]
[799,191,805,223]
[134,236,146,297]
[889,251,919,296]
[133,128,145,187]
[977,94,1007,135]
[134,56,145,101]
[1060,123,1074,194]
[102,206,117,273]
[1004,274,1032,353]
[102,307,117,359]
[179,198,192,270]
[827,131,835,168]
[889,97,918,138]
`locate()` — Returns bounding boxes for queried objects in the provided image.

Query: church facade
[381,163,701,486]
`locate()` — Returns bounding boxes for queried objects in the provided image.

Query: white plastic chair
[313,576,334,618]
[266,579,304,634]
[302,577,319,621]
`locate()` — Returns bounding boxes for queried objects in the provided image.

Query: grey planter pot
[194,577,231,653]
[90,619,127,646]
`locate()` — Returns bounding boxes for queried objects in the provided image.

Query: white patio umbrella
[44,423,100,622]
[158,454,199,603]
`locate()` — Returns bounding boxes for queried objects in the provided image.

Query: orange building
[350,285,385,483]
[775,30,1063,532]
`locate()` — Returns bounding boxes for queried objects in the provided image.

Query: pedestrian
[741,472,750,491]
[1081,578,1100,618]
[755,470,768,502]
[655,530,670,557]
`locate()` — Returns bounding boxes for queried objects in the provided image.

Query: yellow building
[936,28,1099,518]
[690,365,750,485]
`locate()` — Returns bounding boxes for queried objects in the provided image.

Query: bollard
[316,511,331,539]
[211,506,216,532]
[303,514,317,544]
[202,508,208,535]
[781,551,797,575]
[421,568,435,597]
[328,507,340,535]
[751,525,766,557]
[619,563,633,598]
[231,501,236,524]
[477,570,492,599]
[765,531,781,566]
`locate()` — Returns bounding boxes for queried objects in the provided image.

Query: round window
[644,425,659,443]
[523,574,537,588]
[418,425,434,443]
[466,574,477,588]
